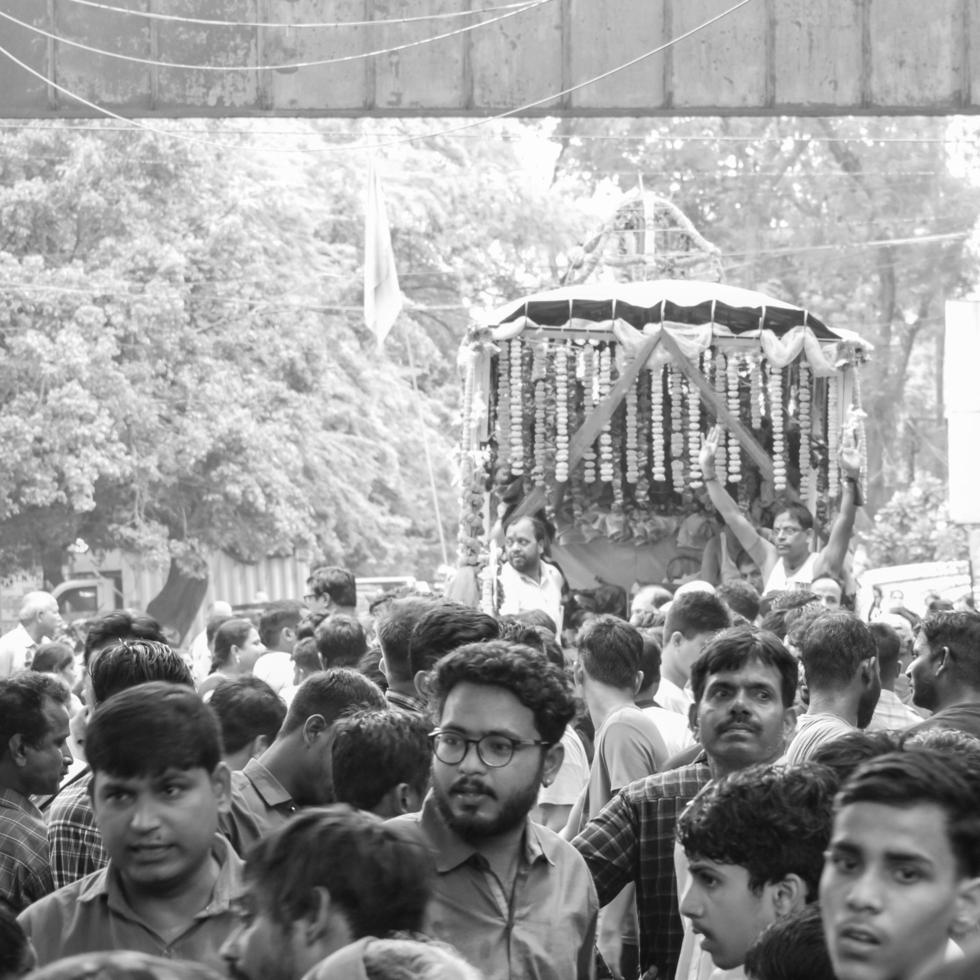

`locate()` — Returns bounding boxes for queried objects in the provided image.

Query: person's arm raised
[698,426,775,575]
[816,432,862,578]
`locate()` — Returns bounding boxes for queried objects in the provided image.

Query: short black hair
[677,763,837,898]
[690,625,798,708]
[836,748,980,877]
[83,610,167,666]
[376,598,437,683]
[281,668,386,735]
[291,637,322,674]
[258,599,305,648]
[245,806,433,937]
[799,612,876,692]
[716,580,761,623]
[868,621,902,673]
[427,640,575,745]
[85,682,222,779]
[315,614,368,669]
[407,602,500,676]
[809,729,902,784]
[331,710,431,811]
[307,566,357,608]
[771,502,814,533]
[919,611,980,689]
[209,676,286,755]
[663,591,730,640]
[0,672,69,751]
[89,639,194,705]
[744,905,835,980]
[31,640,75,674]
[637,628,662,688]
[577,615,643,689]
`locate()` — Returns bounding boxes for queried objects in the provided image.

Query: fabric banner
[363,163,403,349]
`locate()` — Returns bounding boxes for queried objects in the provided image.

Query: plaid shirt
[0,787,54,912]
[46,771,108,890]
[572,757,711,980]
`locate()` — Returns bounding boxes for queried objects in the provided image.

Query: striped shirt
[0,787,54,912]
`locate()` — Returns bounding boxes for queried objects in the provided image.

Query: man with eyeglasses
[906,610,980,740]
[699,425,862,597]
[388,640,598,980]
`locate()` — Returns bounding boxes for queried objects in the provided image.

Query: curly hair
[677,763,838,898]
[427,640,575,744]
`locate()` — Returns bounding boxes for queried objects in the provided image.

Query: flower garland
[713,351,728,485]
[580,343,597,484]
[851,366,869,499]
[688,359,703,489]
[769,362,787,491]
[651,364,667,483]
[509,340,524,477]
[598,345,614,484]
[797,359,812,500]
[554,345,570,484]
[749,355,763,430]
[726,354,741,482]
[827,374,840,498]
[669,363,686,494]
[496,341,511,470]
[625,371,639,484]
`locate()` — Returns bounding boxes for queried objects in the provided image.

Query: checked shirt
[572,756,711,980]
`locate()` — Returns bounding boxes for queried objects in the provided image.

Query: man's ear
[632,671,645,695]
[302,713,329,745]
[541,741,565,788]
[770,873,808,917]
[951,876,980,938]
[249,734,271,759]
[414,670,432,700]
[780,705,798,745]
[7,733,28,769]
[303,885,349,946]
[668,630,683,649]
[211,761,233,814]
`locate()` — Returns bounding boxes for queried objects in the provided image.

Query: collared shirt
[0,787,54,912]
[385,688,428,717]
[572,757,712,980]
[46,770,108,890]
[0,623,38,677]
[868,689,926,733]
[19,835,242,971]
[498,561,565,634]
[219,757,296,856]
[390,795,598,980]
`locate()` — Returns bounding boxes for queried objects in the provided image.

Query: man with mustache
[497,516,565,635]
[821,748,980,980]
[0,672,72,912]
[573,626,799,980]
[389,640,598,980]
[782,612,880,765]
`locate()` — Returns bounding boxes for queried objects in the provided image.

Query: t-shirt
[763,553,819,595]
[252,651,294,696]
[781,711,853,765]
[538,726,590,807]
[656,677,693,716]
[642,705,696,759]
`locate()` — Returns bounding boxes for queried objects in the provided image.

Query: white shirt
[657,677,694,716]
[0,624,39,677]
[643,704,696,758]
[498,560,564,634]
[252,651,294,696]
[763,552,819,594]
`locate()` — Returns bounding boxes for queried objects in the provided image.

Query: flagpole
[405,335,450,569]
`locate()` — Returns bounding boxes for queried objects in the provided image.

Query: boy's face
[680,857,779,969]
[92,765,230,894]
[821,801,980,980]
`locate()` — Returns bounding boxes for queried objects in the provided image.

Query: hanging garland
[554,345,570,484]
[798,359,812,500]
[726,354,741,483]
[580,343,598,484]
[496,341,511,470]
[598,345,614,484]
[769,362,786,491]
[688,361,703,489]
[669,363,686,494]
[651,364,667,483]
[750,355,763,430]
[827,373,840,498]
[851,367,869,500]
[625,372,639,484]
[509,340,524,477]
[714,350,728,485]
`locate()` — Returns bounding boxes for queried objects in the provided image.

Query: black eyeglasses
[428,729,550,768]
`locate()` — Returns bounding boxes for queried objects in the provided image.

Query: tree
[0,120,588,630]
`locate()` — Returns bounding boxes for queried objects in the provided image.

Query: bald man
[0,592,63,678]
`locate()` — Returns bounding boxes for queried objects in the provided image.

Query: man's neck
[387,678,418,698]
[118,850,221,937]
[512,560,542,584]
[258,738,300,798]
[584,682,634,730]
[937,687,980,712]
[805,690,857,726]
[781,549,811,577]
[661,659,687,690]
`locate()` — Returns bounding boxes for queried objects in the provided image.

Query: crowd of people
[1,518,980,980]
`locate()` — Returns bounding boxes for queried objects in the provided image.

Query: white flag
[364,162,403,349]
